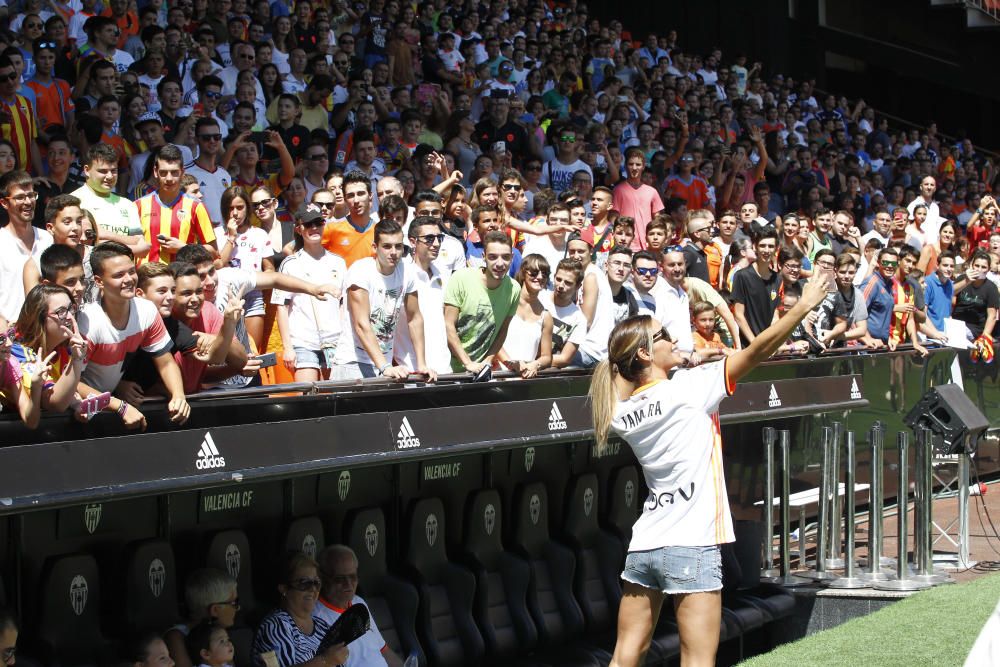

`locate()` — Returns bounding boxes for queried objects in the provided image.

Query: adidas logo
[548,402,567,431]
[850,378,862,400]
[396,417,421,449]
[768,384,781,408]
[196,432,226,470]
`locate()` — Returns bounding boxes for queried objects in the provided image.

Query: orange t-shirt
[693,329,726,351]
[321,218,376,267]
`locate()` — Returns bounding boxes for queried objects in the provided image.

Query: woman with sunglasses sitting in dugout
[253,552,349,667]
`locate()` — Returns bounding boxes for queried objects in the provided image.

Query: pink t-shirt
[178,301,225,392]
[612,181,664,250]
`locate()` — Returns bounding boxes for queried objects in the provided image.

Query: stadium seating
[35,553,106,666]
[120,539,180,635]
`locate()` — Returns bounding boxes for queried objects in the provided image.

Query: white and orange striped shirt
[78,298,171,392]
[611,359,736,549]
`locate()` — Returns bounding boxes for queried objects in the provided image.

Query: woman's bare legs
[674,590,722,667]
[609,581,664,667]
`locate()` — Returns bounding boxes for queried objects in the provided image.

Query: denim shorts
[293,347,333,370]
[621,545,723,594]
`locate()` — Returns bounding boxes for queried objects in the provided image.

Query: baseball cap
[135,111,163,128]
[294,202,324,224]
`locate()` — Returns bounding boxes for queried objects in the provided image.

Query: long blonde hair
[589,315,657,447]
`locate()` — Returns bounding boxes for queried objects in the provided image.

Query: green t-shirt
[443,267,521,371]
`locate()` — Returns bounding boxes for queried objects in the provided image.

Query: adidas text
[548,402,567,431]
[397,417,421,449]
[196,433,227,469]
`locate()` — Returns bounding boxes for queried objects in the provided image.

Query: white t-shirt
[314,596,388,667]
[72,184,142,237]
[209,267,257,388]
[539,157,593,194]
[578,264,614,360]
[184,163,233,225]
[229,227,273,273]
[393,259,452,374]
[335,258,416,366]
[432,234,467,277]
[79,298,172,392]
[654,279,694,352]
[540,291,587,356]
[271,249,346,350]
[521,234,567,276]
[612,360,736,550]
[0,226,53,321]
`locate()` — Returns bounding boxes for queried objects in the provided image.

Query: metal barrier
[827,421,846,569]
[912,426,953,585]
[873,432,931,592]
[828,430,870,589]
[802,426,838,581]
[860,423,895,582]
[762,429,813,587]
[761,426,779,579]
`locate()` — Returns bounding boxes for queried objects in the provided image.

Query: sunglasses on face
[880,260,898,268]
[299,220,325,229]
[0,72,17,82]
[635,266,658,277]
[83,229,97,240]
[560,135,576,143]
[501,183,522,191]
[525,268,549,279]
[253,198,276,209]
[288,577,322,591]
[203,90,223,99]
[416,233,444,245]
[315,201,335,209]
[0,327,16,345]
[651,325,672,343]
[198,133,222,141]
[306,153,328,161]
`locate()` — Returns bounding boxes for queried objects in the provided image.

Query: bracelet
[977,209,984,215]
[116,400,128,418]
[377,362,392,376]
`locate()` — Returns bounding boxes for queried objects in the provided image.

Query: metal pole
[829,431,870,588]
[827,421,845,569]
[860,423,894,582]
[763,430,813,587]
[958,442,975,569]
[874,432,930,591]
[805,427,837,581]
[761,427,778,579]
[911,426,950,585]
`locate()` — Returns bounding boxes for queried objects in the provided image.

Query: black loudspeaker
[903,384,990,456]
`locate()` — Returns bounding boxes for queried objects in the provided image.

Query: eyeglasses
[203,90,223,99]
[0,327,15,345]
[782,263,802,270]
[252,198,276,209]
[198,133,222,141]
[690,226,711,235]
[501,183,522,191]
[288,577,322,591]
[816,261,835,269]
[211,597,241,609]
[307,153,328,161]
[651,326,672,343]
[416,233,444,245]
[608,260,632,269]
[7,191,38,203]
[635,266,658,277]
[299,219,325,229]
[48,305,73,322]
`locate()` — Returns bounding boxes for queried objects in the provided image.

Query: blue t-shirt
[924,273,953,332]
[860,274,896,342]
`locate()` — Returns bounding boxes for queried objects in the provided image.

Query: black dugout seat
[205,529,256,614]
[722,521,795,626]
[511,484,600,667]
[346,507,423,664]
[404,498,484,667]
[604,466,641,548]
[121,539,179,634]
[461,490,539,663]
[561,474,677,665]
[283,516,325,560]
[35,553,107,666]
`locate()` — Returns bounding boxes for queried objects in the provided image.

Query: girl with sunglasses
[219,186,274,353]
[253,552,349,667]
[498,253,553,379]
[589,270,830,667]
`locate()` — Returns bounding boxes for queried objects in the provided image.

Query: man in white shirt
[659,247,695,352]
[184,117,233,228]
[334,220,435,381]
[860,208,892,250]
[543,258,588,368]
[217,40,265,105]
[626,250,661,318]
[522,202,571,271]
[539,125,593,194]
[0,171,52,320]
[906,175,943,243]
[394,216,452,374]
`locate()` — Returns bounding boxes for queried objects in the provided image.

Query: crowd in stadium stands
[0,0,998,439]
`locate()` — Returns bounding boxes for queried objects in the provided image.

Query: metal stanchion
[829,431,870,589]
[859,423,895,582]
[761,427,779,579]
[804,427,837,581]
[873,432,930,591]
[826,421,845,569]
[911,426,951,585]
[762,429,813,587]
